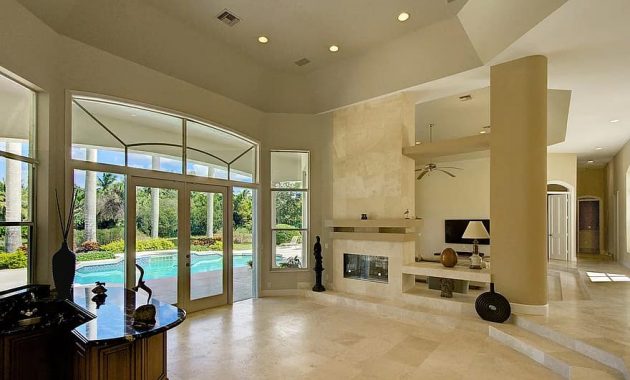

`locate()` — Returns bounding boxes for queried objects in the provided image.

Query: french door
[127,176,230,312]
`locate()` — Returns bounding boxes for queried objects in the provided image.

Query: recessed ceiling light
[610,119,620,123]
[479,130,487,134]
[415,142,421,145]
[398,12,410,22]
[595,147,603,150]
[459,95,472,102]
[587,160,595,164]
[329,45,339,52]
[258,36,269,44]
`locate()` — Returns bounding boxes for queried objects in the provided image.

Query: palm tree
[97,172,117,192]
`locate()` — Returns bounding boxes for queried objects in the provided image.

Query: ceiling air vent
[217,9,241,26]
[294,58,311,67]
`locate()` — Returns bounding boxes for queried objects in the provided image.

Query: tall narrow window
[271,151,309,269]
[0,73,36,290]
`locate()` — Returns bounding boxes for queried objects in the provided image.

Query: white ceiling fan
[415,123,462,180]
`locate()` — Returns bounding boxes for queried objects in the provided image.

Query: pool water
[75,254,252,285]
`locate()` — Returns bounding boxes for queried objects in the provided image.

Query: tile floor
[167,255,630,379]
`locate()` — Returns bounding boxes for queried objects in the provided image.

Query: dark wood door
[579,200,600,253]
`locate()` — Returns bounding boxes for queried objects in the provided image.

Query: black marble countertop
[71,286,186,346]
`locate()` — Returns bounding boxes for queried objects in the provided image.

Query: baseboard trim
[260,289,304,297]
[510,302,548,316]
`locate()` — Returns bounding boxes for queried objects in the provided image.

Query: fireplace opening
[343,253,388,283]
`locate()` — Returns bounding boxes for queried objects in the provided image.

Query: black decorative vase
[312,236,326,292]
[52,241,76,300]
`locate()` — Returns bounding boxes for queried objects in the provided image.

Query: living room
[1,1,630,379]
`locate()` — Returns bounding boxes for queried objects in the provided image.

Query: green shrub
[209,241,223,251]
[190,237,216,246]
[0,251,28,269]
[101,240,124,253]
[77,241,100,253]
[73,227,125,246]
[100,238,176,253]
[233,228,252,244]
[137,238,175,251]
[76,251,115,262]
[274,224,302,245]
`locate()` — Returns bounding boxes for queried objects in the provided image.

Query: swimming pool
[74,253,252,285]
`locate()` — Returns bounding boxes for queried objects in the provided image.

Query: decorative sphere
[440,248,458,267]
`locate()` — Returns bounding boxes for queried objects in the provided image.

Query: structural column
[5,142,22,253]
[84,148,98,243]
[151,156,160,238]
[206,167,215,238]
[490,56,548,313]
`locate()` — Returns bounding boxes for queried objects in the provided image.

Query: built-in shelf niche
[326,219,421,242]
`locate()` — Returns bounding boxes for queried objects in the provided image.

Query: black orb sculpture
[475,283,511,323]
[312,236,325,292]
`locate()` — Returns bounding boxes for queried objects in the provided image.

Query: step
[513,315,630,379]
[305,289,487,332]
[490,323,624,379]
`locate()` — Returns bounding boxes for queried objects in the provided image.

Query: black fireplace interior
[343,253,388,283]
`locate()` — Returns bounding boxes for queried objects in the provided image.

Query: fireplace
[343,253,388,283]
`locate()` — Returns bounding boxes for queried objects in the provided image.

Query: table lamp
[462,221,489,269]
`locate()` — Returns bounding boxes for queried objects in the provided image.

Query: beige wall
[332,94,415,219]
[415,153,577,262]
[577,167,607,253]
[415,157,490,259]
[0,1,333,291]
[609,138,630,267]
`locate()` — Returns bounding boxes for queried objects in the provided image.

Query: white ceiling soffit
[489,0,630,163]
[145,0,468,74]
[414,86,570,146]
[15,0,568,115]
[457,0,568,63]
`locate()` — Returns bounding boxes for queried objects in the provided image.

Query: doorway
[548,193,569,260]
[127,177,232,312]
[578,198,601,254]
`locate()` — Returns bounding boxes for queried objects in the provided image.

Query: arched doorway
[578,196,602,255]
[547,181,576,261]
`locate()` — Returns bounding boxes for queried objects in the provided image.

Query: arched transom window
[71,96,257,183]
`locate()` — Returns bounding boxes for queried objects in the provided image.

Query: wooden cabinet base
[73,332,168,380]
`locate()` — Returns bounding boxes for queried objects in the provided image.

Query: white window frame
[0,71,37,287]
[270,150,310,271]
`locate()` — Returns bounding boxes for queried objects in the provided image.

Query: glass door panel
[185,184,228,311]
[233,187,256,302]
[134,185,179,305]
[189,190,224,300]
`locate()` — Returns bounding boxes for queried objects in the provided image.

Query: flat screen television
[445,219,490,245]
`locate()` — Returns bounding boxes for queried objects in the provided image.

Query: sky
[71,147,252,189]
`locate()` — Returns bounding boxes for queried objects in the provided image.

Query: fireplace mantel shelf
[326,219,421,242]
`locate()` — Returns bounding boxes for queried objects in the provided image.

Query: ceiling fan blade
[437,166,463,170]
[417,170,429,180]
[437,169,456,177]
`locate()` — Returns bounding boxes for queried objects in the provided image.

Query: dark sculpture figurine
[312,236,326,292]
[132,264,156,330]
[52,190,77,300]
